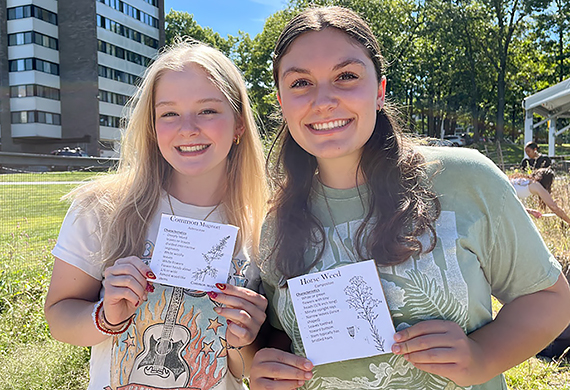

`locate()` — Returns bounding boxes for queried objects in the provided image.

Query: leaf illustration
[403,269,468,329]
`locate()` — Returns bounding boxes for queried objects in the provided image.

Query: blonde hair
[70,40,268,267]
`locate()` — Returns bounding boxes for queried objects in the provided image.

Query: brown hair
[266,6,440,279]
[532,168,554,193]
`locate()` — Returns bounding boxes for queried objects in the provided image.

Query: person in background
[249,6,570,390]
[510,168,570,224]
[520,141,551,170]
[44,41,269,390]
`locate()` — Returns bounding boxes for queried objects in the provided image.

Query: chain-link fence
[0,166,105,270]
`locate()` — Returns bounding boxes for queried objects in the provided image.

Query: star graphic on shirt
[207,317,223,334]
[201,340,214,356]
[218,337,228,358]
[122,333,135,349]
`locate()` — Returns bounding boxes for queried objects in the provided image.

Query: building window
[99,114,122,128]
[97,14,158,49]
[10,84,60,100]
[98,65,140,86]
[8,31,58,50]
[7,5,57,25]
[98,40,151,66]
[9,58,59,75]
[97,0,158,29]
[11,110,61,125]
[142,0,158,6]
[99,90,130,106]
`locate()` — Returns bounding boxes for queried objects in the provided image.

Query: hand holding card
[288,260,395,366]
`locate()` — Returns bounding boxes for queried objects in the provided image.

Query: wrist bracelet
[227,344,245,380]
[92,299,133,336]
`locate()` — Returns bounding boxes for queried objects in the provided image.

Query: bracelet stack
[92,299,134,336]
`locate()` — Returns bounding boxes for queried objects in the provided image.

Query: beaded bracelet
[92,299,133,336]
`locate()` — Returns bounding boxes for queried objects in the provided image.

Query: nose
[312,84,338,113]
[179,114,199,136]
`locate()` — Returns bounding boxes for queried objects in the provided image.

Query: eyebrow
[155,97,224,108]
[280,58,367,80]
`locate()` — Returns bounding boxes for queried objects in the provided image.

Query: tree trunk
[496,62,506,141]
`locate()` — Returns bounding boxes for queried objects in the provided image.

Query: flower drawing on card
[192,235,230,282]
[344,275,385,352]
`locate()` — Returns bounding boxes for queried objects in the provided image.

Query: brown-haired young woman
[250,6,570,390]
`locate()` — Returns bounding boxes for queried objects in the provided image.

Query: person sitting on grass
[520,141,551,170]
[510,168,570,224]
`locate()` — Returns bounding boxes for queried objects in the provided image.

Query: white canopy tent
[523,78,570,157]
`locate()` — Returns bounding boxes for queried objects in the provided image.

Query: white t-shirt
[510,177,533,199]
[52,193,260,390]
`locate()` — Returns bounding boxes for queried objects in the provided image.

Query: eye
[337,72,358,81]
[160,111,178,118]
[199,109,218,115]
[290,79,311,89]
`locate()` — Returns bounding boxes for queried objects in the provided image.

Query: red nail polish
[146,283,155,293]
[146,271,156,279]
[227,319,232,325]
[207,291,218,299]
[216,283,226,290]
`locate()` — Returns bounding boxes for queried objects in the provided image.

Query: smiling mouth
[308,119,352,131]
[177,144,209,152]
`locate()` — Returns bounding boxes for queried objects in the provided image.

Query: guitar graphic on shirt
[130,287,191,387]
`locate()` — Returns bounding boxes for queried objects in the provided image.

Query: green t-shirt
[260,147,561,390]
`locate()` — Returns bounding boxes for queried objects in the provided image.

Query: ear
[376,76,387,110]
[234,116,245,138]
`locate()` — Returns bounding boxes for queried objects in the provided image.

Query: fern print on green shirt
[261,147,562,390]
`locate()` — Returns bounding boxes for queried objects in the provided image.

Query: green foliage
[165,11,237,56]
[0,174,94,389]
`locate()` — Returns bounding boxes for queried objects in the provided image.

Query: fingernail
[216,283,226,290]
[135,300,140,307]
[227,319,232,325]
[392,344,401,354]
[146,283,155,293]
[214,306,222,313]
[146,271,156,279]
[394,333,403,341]
[304,372,313,379]
[297,381,306,387]
[304,361,313,370]
[207,291,218,299]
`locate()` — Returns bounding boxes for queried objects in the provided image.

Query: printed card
[288,260,395,366]
[148,214,239,292]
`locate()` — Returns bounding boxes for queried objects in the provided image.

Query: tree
[479,0,549,140]
[165,10,237,57]
[534,0,570,83]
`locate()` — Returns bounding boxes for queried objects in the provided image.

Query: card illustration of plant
[192,235,230,282]
[344,275,385,352]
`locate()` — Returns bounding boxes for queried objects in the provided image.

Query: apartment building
[0,0,165,156]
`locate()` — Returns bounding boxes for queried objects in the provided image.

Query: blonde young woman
[45,41,268,390]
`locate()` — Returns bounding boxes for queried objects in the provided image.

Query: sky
[164,0,287,38]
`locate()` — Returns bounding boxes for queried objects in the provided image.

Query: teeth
[311,119,350,131]
[178,145,208,152]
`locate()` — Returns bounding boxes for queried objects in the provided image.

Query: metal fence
[0,153,117,268]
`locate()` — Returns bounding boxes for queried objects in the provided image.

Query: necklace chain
[167,193,221,220]
[318,178,358,263]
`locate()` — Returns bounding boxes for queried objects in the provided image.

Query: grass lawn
[0,170,569,389]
